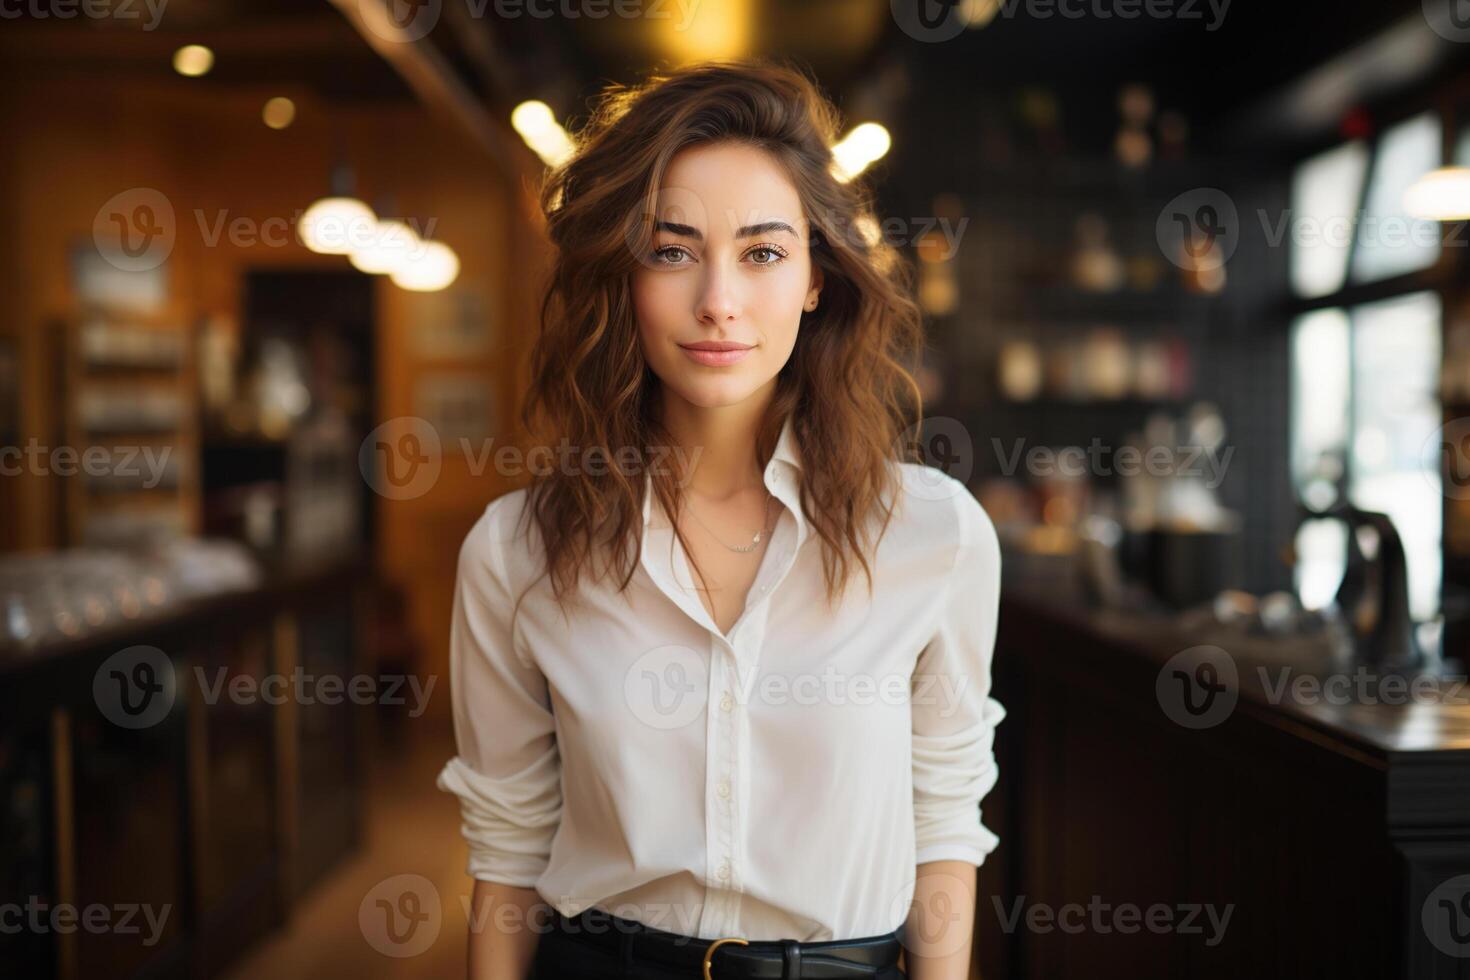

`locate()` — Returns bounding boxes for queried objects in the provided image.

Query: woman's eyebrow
[653,219,797,240]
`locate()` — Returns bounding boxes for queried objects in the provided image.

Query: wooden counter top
[1001,589,1470,757]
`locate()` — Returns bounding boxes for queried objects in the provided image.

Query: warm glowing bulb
[511,100,576,167]
[298,197,376,255]
[832,123,891,182]
[349,219,422,275]
[173,45,214,77]
[262,97,296,130]
[390,240,460,291]
[511,100,555,136]
[1404,167,1470,221]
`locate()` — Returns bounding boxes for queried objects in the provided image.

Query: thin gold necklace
[682,489,775,553]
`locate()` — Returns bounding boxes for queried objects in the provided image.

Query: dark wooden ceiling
[4,0,1463,155]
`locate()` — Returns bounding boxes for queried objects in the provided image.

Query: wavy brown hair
[518,58,926,613]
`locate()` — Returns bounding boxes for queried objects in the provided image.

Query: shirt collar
[642,413,806,545]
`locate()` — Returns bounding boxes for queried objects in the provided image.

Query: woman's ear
[805,269,823,311]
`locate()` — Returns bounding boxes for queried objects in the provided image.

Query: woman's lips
[678,343,753,366]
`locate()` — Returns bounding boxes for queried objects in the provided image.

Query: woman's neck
[658,387,774,501]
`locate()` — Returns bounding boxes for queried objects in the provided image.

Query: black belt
[547,906,903,979]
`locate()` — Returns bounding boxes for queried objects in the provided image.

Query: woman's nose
[694,266,741,324]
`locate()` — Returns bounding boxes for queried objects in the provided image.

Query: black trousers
[529,911,909,980]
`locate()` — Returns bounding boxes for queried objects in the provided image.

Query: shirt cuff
[436,754,562,887]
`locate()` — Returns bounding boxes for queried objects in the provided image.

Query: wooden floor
[224,718,473,979]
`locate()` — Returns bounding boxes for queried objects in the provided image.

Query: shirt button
[717,780,731,798]
[717,860,731,880]
[720,693,734,712]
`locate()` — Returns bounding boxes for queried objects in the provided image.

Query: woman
[437,59,1004,980]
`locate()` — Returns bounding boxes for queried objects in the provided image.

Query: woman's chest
[519,539,947,753]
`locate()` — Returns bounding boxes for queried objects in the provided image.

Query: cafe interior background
[3,0,1470,978]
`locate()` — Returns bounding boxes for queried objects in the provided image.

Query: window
[1349,112,1441,283]
[1289,144,1368,299]
[1288,115,1445,623]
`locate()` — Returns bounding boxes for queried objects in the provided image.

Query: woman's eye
[747,245,787,265]
[652,245,693,265]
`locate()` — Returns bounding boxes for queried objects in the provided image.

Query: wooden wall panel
[0,78,548,716]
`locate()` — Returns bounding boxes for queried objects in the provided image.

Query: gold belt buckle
[701,936,749,979]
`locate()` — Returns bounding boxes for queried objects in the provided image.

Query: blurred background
[3,1,1470,977]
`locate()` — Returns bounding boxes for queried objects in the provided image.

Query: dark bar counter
[0,551,372,980]
[974,587,1470,980]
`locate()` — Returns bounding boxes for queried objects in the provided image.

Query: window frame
[1284,95,1461,621]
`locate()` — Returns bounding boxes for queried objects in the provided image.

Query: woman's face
[632,141,821,410]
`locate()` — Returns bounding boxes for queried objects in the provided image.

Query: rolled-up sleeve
[910,487,1006,868]
[435,499,562,887]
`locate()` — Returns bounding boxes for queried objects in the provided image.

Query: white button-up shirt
[436,413,1005,942]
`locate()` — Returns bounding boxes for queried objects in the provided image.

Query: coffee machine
[1296,502,1424,672]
